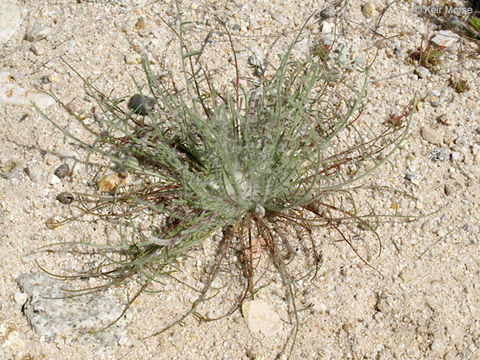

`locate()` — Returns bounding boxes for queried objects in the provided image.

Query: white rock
[48,173,61,185]
[242,300,282,336]
[451,151,462,161]
[430,30,460,48]
[321,22,334,34]
[0,72,55,110]
[0,0,22,45]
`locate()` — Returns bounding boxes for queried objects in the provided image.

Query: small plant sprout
[39,6,412,358]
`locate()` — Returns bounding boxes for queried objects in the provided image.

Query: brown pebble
[56,191,74,204]
[436,114,452,126]
[135,17,146,30]
[444,184,453,196]
[54,163,70,178]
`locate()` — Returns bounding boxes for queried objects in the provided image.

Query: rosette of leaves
[40,7,410,357]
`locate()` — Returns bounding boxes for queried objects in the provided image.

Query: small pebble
[247,55,262,68]
[319,7,335,19]
[451,151,462,161]
[40,75,50,84]
[14,292,28,305]
[127,94,155,115]
[48,174,61,185]
[361,2,375,18]
[405,171,419,185]
[54,163,69,178]
[24,25,51,42]
[125,54,141,65]
[431,339,444,353]
[56,192,74,205]
[29,44,44,56]
[436,114,452,126]
[134,17,146,30]
[444,184,453,196]
[321,22,334,34]
[98,173,125,192]
[430,30,460,48]
[429,147,449,161]
[415,66,430,79]
[421,126,443,145]
[24,165,45,183]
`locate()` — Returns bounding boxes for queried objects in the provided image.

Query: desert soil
[1,0,480,359]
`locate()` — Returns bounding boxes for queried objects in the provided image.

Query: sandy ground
[1,0,480,359]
